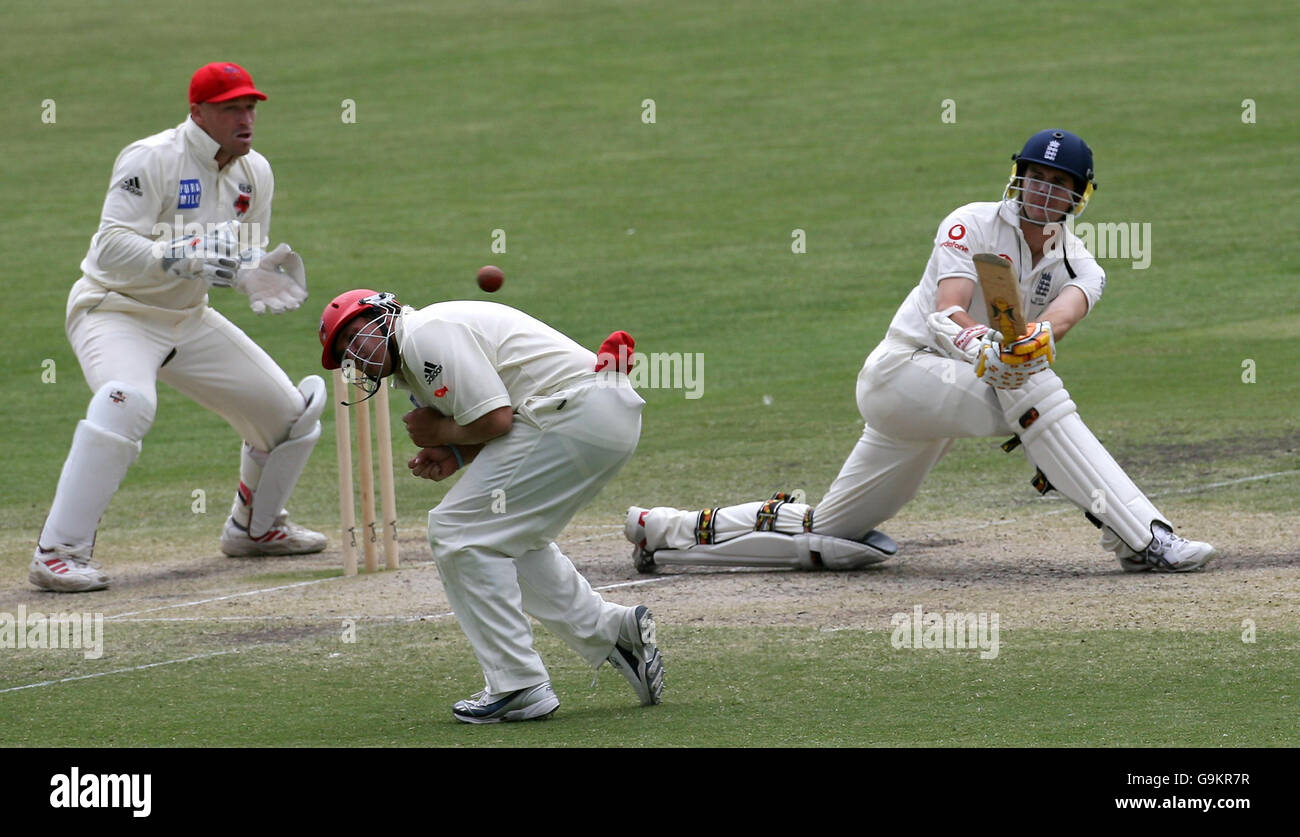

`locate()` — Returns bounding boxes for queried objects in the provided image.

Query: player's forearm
[1037,285,1089,341]
[935,277,978,328]
[439,406,514,446]
[92,225,171,283]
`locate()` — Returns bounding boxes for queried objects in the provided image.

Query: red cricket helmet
[318,289,397,370]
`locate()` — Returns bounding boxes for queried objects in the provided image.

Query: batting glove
[925,308,988,365]
[974,326,1052,390]
[1003,321,1055,366]
[157,221,241,286]
[953,323,990,362]
[234,243,308,314]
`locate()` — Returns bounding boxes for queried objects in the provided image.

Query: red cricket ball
[477,265,504,293]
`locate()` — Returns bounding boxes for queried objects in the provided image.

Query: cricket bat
[972,253,1027,342]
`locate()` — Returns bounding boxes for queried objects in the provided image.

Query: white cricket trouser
[812,336,1015,538]
[427,376,644,694]
[645,336,1165,555]
[39,284,305,554]
[645,338,1019,547]
[66,286,303,449]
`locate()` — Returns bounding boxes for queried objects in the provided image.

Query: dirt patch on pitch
[1,507,1296,651]
[560,507,1300,635]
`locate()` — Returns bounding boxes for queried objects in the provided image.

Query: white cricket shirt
[72,117,273,312]
[886,200,1106,350]
[392,301,597,424]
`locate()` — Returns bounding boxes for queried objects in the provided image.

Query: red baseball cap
[189,62,267,105]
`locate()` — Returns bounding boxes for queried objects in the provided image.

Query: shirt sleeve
[90,143,171,284]
[405,319,511,424]
[1062,259,1106,313]
[927,209,980,283]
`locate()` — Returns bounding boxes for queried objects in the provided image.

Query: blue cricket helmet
[1005,129,1098,218]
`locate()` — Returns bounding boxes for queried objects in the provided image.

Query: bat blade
[972,253,1027,342]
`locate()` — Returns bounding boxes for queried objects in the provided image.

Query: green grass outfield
[2,0,1298,747]
[2,624,1294,748]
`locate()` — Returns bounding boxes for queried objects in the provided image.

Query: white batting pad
[640,499,813,550]
[998,372,1162,551]
[649,531,895,571]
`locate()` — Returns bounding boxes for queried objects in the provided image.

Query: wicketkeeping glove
[234,243,308,314]
[157,220,241,285]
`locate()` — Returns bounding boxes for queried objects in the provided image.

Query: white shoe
[606,605,664,706]
[452,682,560,724]
[220,512,328,557]
[29,547,110,592]
[1104,523,1215,573]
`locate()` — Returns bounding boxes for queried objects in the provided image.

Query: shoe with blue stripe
[452,681,559,724]
[607,605,664,706]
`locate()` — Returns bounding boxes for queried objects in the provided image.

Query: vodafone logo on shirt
[948,224,966,240]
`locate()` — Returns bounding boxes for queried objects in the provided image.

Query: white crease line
[0,648,245,694]
[1160,468,1300,495]
[106,578,332,620]
[1,577,681,692]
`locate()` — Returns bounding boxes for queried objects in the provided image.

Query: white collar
[181,116,224,171]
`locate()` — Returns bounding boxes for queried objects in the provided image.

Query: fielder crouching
[32,62,328,594]
[319,290,664,724]
[627,129,1216,574]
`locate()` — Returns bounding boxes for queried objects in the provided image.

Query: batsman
[627,129,1216,573]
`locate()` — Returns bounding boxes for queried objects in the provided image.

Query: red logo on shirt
[434,386,448,398]
[948,224,966,240]
[998,253,1014,264]
[234,194,250,216]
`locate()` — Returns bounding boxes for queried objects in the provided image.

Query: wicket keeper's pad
[998,370,1165,550]
[649,530,897,570]
[40,381,148,555]
[249,375,326,537]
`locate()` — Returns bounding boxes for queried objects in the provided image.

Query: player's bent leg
[433,541,561,724]
[625,495,898,573]
[428,536,553,695]
[220,375,328,556]
[33,381,155,592]
[632,529,897,573]
[514,542,624,664]
[998,371,1216,572]
[157,308,326,555]
[812,425,954,540]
